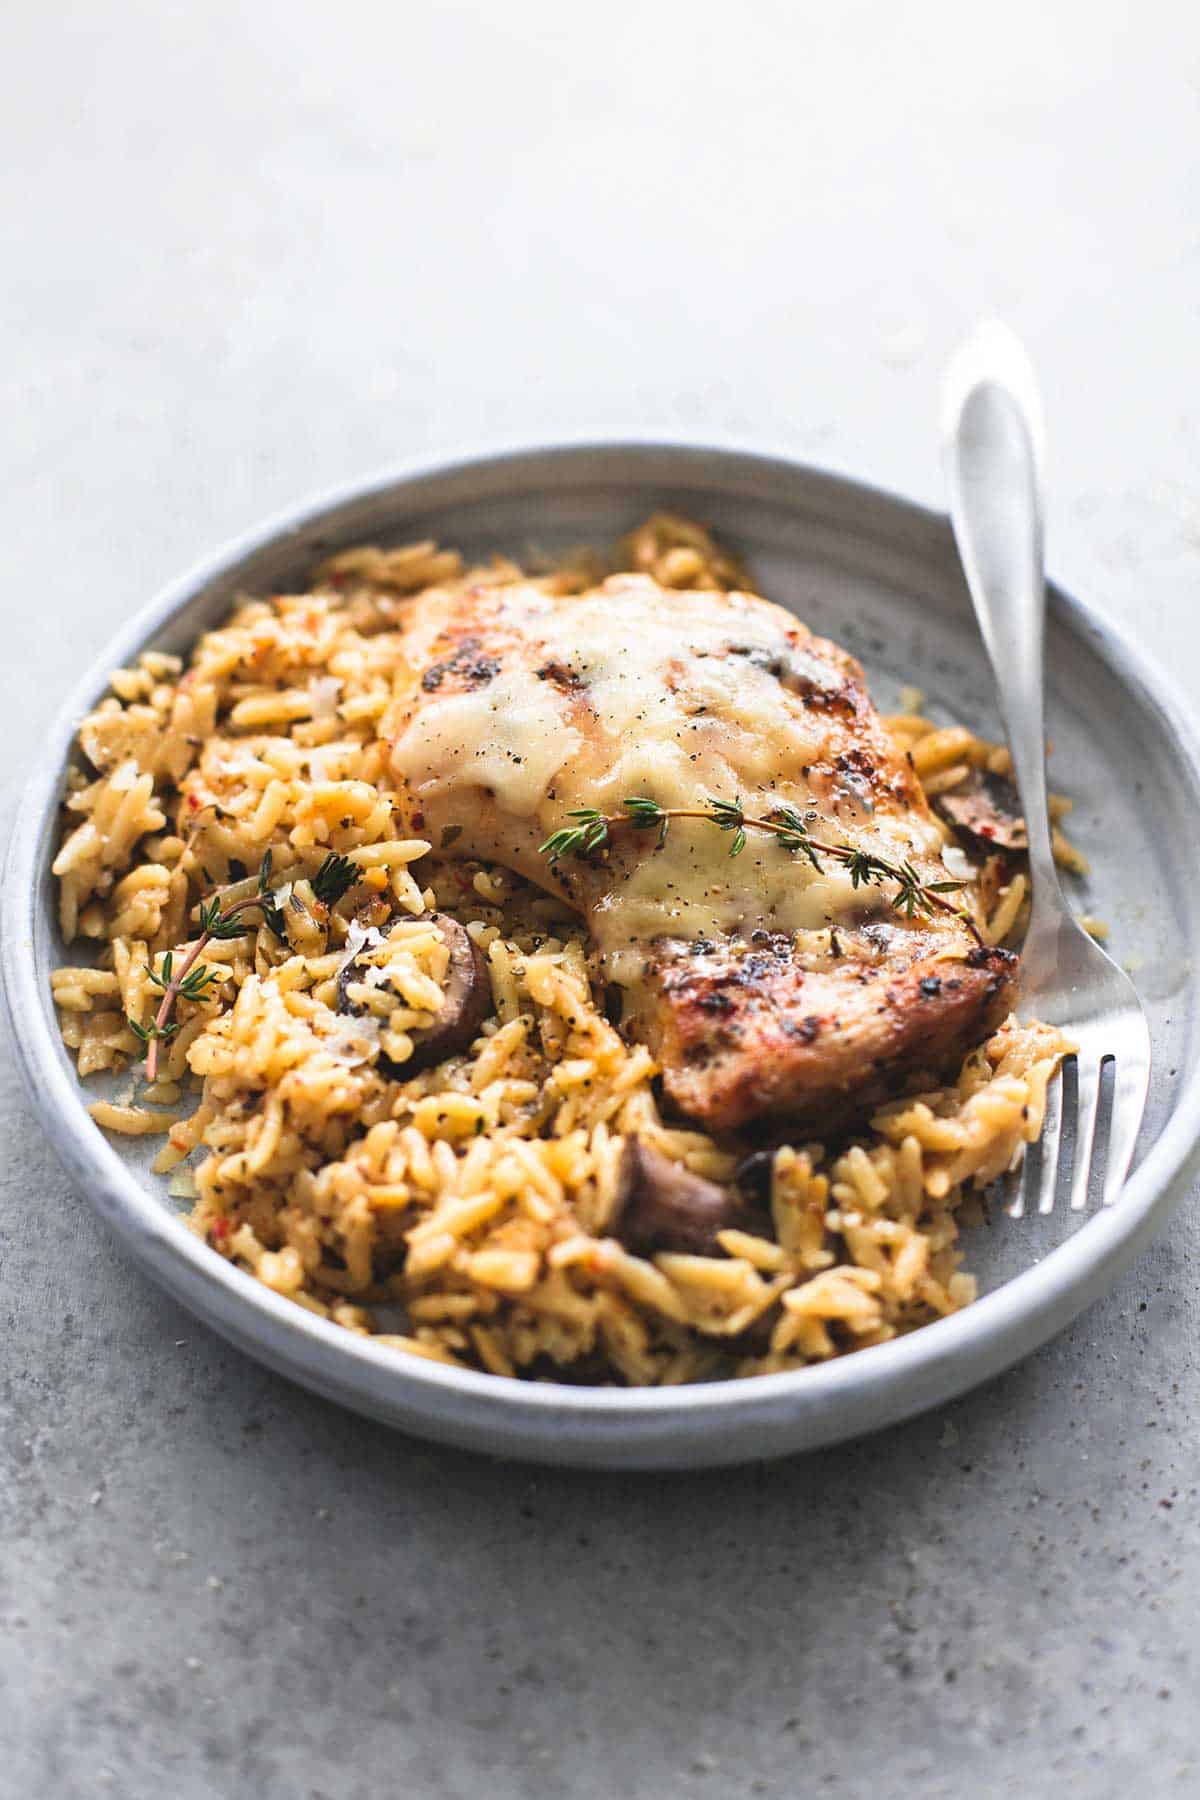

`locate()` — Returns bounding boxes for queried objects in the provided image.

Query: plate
[6,441,1200,1469]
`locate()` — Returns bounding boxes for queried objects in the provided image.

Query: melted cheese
[396,666,580,817]
[389,578,952,984]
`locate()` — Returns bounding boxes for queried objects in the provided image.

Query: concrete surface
[3,2,1199,1794]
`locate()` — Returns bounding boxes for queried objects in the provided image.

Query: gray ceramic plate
[6,442,1200,1469]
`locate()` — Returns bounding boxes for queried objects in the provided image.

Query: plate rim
[6,435,1200,1466]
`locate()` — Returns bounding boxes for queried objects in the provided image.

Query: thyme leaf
[311,851,359,908]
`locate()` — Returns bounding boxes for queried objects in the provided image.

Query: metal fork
[942,322,1151,1214]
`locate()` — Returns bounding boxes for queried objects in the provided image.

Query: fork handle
[941,321,1065,920]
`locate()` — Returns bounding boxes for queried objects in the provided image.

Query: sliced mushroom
[337,911,491,1076]
[611,1138,757,1257]
[934,767,1027,853]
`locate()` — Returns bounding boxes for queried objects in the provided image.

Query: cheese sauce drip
[389,577,951,985]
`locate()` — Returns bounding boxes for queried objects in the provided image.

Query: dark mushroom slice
[337,911,492,1076]
[934,766,1027,853]
[611,1137,759,1257]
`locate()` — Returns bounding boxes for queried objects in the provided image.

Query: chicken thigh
[383,571,1016,1131]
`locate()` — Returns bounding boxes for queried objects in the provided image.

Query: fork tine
[1005,1160,1026,1220]
[1068,1057,1104,1212]
[1034,1066,1064,1215]
[1103,1046,1151,1207]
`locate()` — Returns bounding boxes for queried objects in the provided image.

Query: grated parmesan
[336,920,385,976]
[318,1013,381,1066]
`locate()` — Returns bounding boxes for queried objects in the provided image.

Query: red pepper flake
[207,1217,231,1248]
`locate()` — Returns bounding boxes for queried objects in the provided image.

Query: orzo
[51,515,1074,1384]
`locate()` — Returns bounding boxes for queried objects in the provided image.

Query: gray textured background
[3,3,1199,1795]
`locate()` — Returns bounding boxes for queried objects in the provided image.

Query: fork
[941,322,1151,1214]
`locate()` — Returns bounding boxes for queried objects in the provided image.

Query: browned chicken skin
[382,571,1017,1132]
[649,923,1013,1131]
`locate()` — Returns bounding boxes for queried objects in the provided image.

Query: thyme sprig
[130,850,361,1082]
[539,796,979,938]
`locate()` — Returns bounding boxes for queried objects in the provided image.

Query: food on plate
[51,514,1073,1384]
